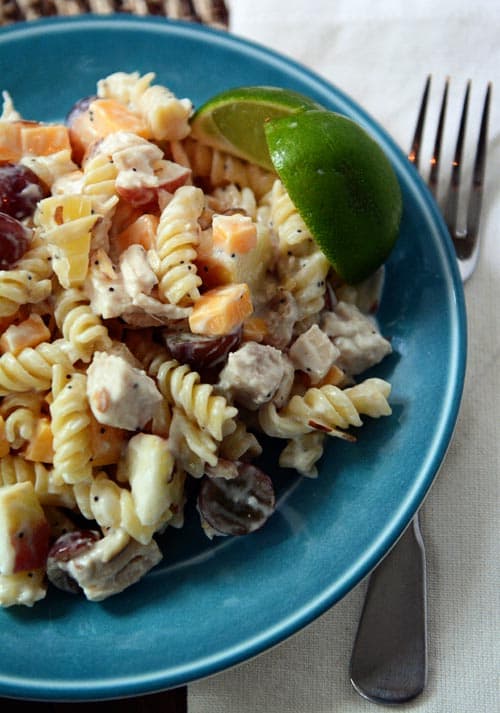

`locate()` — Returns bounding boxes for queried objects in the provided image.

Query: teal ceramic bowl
[0,15,466,701]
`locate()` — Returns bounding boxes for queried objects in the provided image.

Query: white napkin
[189,1,500,710]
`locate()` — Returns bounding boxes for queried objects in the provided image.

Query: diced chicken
[289,324,340,383]
[321,301,392,376]
[218,342,294,410]
[258,289,298,350]
[85,259,130,319]
[48,528,162,602]
[86,351,162,431]
[121,293,192,327]
[85,251,190,325]
[94,131,189,207]
[119,244,158,298]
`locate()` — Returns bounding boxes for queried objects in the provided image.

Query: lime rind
[264,110,402,284]
[190,86,322,171]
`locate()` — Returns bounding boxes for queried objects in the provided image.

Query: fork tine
[408,75,431,169]
[443,80,471,238]
[454,82,492,261]
[428,78,449,197]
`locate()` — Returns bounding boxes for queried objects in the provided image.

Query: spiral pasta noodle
[34,195,98,289]
[156,358,237,441]
[82,151,119,218]
[155,185,204,305]
[268,180,330,329]
[0,391,43,449]
[219,421,262,462]
[0,454,75,508]
[54,287,111,363]
[172,138,275,199]
[73,473,156,545]
[268,179,312,254]
[0,240,53,317]
[50,371,92,485]
[0,340,72,395]
[169,405,219,476]
[261,378,392,440]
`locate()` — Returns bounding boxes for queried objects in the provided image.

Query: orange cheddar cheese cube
[20,125,71,156]
[212,214,257,254]
[116,213,159,254]
[24,417,54,463]
[0,121,22,163]
[69,98,149,163]
[0,314,51,356]
[242,315,269,343]
[189,283,253,336]
[89,414,127,467]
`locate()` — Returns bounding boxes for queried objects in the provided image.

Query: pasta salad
[0,72,393,607]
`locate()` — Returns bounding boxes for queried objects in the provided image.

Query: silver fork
[349,76,492,705]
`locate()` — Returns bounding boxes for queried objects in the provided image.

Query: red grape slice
[198,461,275,536]
[0,212,32,269]
[48,530,101,563]
[47,530,101,594]
[164,329,242,369]
[0,162,48,220]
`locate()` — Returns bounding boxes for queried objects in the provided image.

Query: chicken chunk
[218,342,294,410]
[289,324,340,383]
[87,351,162,431]
[119,244,158,298]
[321,301,392,376]
[47,528,162,602]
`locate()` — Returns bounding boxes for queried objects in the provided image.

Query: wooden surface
[0,6,228,710]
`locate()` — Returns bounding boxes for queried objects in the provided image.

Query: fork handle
[349,514,427,704]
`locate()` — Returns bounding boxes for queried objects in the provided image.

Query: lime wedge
[264,110,402,284]
[190,86,322,171]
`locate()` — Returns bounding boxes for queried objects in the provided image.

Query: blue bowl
[0,15,466,701]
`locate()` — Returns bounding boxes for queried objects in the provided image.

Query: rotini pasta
[50,370,93,485]
[155,185,204,305]
[1,397,39,449]
[168,405,219,476]
[53,287,111,363]
[156,358,237,441]
[260,378,391,440]
[34,194,98,289]
[171,137,275,200]
[0,340,72,395]
[0,454,75,508]
[0,240,53,317]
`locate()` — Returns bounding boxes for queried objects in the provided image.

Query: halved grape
[48,529,101,563]
[0,163,48,220]
[0,212,32,269]
[46,530,101,594]
[65,95,97,127]
[198,461,275,536]
[164,329,242,369]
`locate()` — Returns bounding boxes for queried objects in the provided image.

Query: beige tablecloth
[189,1,500,711]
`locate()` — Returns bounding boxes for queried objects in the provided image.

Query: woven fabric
[0,0,229,28]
